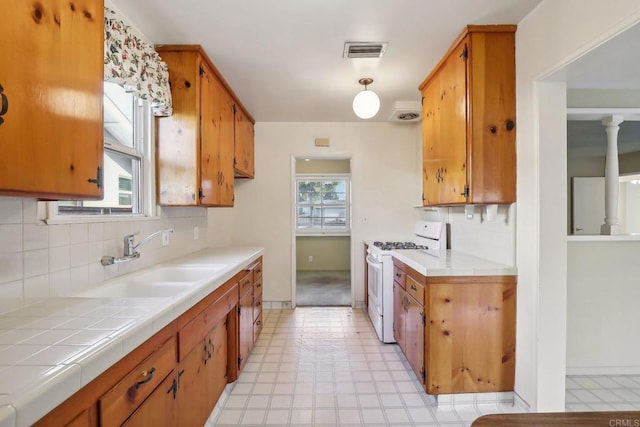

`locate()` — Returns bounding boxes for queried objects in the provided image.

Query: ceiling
[110,0,541,123]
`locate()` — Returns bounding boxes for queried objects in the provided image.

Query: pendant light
[352,78,380,119]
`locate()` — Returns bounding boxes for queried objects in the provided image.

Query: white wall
[0,197,207,313]
[516,0,640,411]
[567,241,640,375]
[209,122,423,305]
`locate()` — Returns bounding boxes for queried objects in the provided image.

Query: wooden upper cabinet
[419,25,516,206]
[156,45,254,206]
[0,0,104,199]
[234,106,255,178]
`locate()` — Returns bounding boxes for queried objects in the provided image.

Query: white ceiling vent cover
[343,42,388,59]
[389,101,421,123]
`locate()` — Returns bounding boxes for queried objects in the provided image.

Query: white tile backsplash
[0,253,23,284]
[23,224,48,251]
[0,199,208,312]
[69,223,89,245]
[23,250,49,279]
[0,198,23,224]
[48,224,70,248]
[0,225,23,253]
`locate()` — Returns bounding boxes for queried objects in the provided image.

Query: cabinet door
[467,31,516,204]
[218,89,235,206]
[238,289,254,370]
[437,39,468,204]
[177,319,227,427]
[0,0,103,199]
[234,107,255,178]
[123,373,177,427]
[156,50,200,206]
[405,295,424,383]
[421,71,442,206]
[393,283,405,349]
[199,61,223,206]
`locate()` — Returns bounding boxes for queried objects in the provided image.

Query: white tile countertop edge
[0,246,264,427]
[391,249,517,277]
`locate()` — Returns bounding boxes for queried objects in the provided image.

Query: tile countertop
[391,249,517,277]
[0,246,263,427]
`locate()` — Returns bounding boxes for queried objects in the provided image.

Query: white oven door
[366,254,384,340]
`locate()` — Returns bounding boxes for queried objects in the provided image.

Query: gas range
[366,221,447,343]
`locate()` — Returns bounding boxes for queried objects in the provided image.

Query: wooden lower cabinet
[393,262,424,383]
[122,373,177,427]
[35,258,263,427]
[65,407,97,427]
[392,257,516,395]
[238,258,263,371]
[177,318,228,426]
[425,277,516,394]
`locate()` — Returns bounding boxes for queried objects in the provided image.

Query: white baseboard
[566,366,640,375]
[262,301,292,309]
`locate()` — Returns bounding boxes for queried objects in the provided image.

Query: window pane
[103,82,135,148]
[59,150,140,215]
[296,177,350,232]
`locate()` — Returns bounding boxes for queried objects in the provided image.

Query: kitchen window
[296,175,351,235]
[44,82,155,220]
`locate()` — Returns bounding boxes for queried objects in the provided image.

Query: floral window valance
[104,7,172,116]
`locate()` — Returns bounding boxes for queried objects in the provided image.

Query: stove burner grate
[373,241,429,251]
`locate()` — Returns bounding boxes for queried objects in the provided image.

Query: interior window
[57,82,147,216]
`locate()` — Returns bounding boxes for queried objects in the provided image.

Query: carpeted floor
[296,270,351,306]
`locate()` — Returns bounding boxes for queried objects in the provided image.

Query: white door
[571,177,604,234]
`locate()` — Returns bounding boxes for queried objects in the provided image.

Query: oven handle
[366,255,383,271]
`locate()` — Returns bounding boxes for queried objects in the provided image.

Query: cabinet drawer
[99,337,176,427]
[254,276,263,298]
[238,271,253,296]
[253,297,262,323]
[253,313,262,343]
[253,261,263,281]
[393,266,406,288]
[178,283,238,360]
[405,275,424,305]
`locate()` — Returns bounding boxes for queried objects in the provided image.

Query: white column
[600,115,624,235]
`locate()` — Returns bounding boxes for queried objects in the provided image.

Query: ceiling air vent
[343,42,388,59]
[389,101,421,123]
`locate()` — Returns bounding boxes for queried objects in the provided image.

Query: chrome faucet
[101,228,175,266]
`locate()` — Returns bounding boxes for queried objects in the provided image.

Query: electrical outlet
[193,226,199,240]
[162,231,170,246]
[308,255,313,263]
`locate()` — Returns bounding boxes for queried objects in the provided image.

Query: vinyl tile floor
[207,307,524,427]
[207,307,640,426]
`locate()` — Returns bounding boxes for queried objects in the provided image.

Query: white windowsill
[38,202,161,225]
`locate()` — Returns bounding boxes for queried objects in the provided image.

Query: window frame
[295,173,351,236]
[41,85,158,224]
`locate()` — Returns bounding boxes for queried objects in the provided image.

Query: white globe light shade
[352,89,380,119]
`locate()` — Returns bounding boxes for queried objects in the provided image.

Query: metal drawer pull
[0,84,8,126]
[135,367,156,389]
[410,284,417,291]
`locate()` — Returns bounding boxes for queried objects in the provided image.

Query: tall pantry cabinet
[0,0,104,199]
[419,25,516,206]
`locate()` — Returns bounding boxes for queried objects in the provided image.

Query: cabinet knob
[506,120,515,131]
[489,126,497,134]
[0,84,8,126]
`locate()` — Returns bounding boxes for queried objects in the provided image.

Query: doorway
[293,157,352,307]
